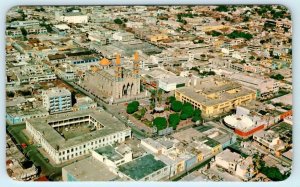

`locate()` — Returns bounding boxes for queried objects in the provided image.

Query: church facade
[81,52,141,102]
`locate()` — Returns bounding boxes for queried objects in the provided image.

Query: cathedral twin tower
[82,51,141,103]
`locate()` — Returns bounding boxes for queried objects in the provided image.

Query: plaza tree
[153,117,167,130]
[126,101,140,114]
[167,96,176,104]
[171,100,183,112]
[192,109,202,123]
[181,102,194,118]
[168,113,180,129]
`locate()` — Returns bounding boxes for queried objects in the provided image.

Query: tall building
[82,52,141,103]
[42,87,72,114]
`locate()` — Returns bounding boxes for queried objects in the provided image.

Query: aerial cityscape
[5,5,292,182]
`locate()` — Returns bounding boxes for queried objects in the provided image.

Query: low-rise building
[73,95,97,111]
[215,149,256,181]
[62,156,119,181]
[175,76,256,117]
[112,32,135,42]
[118,154,169,181]
[91,144,133,169]
[253,130,286,152]
[55,11,88,24]
[26,109,131,164]
[230,73,279,98]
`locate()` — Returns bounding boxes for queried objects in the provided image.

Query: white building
[55,11,88,24]
[26,109,131,164]
[91,144,133,170]
[158,76,188,92]
[42,87,72,114]
[215,149,242,174]
[253,130,286,152]
[112,32,135,42]
[9,20,40,28]
[230,73,279,98]
[215,149,256,181]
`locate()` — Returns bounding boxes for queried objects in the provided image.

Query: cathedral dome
[99,58,111,66]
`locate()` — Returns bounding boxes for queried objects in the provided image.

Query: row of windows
[59,133,124,156]
[73,59,98,64]
[144,167,168,181]
[59,140,123,161]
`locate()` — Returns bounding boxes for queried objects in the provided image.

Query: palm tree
[157,89,163,105]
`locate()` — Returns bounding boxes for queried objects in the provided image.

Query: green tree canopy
[126,101,139,114]
[261,166,286,181]
[171,100,183,112]
[114,18,123,24]
[167,96,176,104]
[169,113,180,129]
[180,113,189,120]
[270,74,284,80]
[153,117,167,130]
[215,5,229,12]
[192,109,202,123]
[227,30,253,40]
[181,102,194,118]
[193,109,202,116]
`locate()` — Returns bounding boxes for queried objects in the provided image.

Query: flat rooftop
[94,145,123,161]
[63,157,119,181]
[216,149,242,163]
[26,109,129,149]
[6,105,48,117]
[43,87,71,97]
[118,154,166,180]
[176,77,255,106]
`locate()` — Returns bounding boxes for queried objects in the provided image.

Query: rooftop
[216,149,242,163]
[42,87,71,97]
[118,154,166,180]
[26,109,129,149]
[176,76,255,106]
[94,145,124,161]
[63,157,119,181]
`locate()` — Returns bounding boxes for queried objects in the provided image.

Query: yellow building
[147,34,168,42]
[175,76,256,117]
[197,152,204,162]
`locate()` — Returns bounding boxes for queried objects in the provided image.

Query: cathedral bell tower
[133,51,140,78]
[115,53,123,81]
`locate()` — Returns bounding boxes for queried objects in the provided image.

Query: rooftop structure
[175,76,256,117]
[253,130,286,152]
[26,109,131,164]
[118,154,169,181]
[230,73,279,98]
[62,157,119,181]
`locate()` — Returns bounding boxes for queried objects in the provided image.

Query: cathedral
[82,52,141,103]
